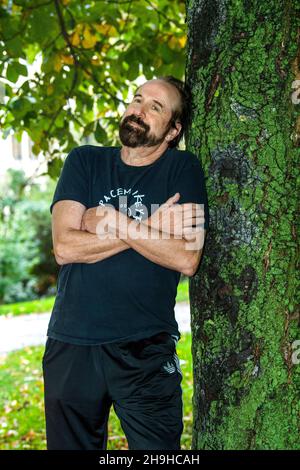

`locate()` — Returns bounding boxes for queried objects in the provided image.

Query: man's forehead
[136,80,178,108]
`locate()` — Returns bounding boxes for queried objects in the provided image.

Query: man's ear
[167,121,182,141]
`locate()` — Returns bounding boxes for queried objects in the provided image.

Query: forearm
[114,216,193,275]
[77,204,202,273]
[143,217,193,242]
[55,228,129,265]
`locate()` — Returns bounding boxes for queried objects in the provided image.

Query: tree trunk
[185,0,299,450]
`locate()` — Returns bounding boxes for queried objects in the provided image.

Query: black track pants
[42,332,183,450]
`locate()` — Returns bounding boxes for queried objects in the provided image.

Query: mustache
[123,116,148,130]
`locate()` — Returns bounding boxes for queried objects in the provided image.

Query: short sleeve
[50,147,89,214]
[168,161,210,230]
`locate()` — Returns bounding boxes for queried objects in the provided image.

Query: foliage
[0,0,187,176]
[0,168,59,303]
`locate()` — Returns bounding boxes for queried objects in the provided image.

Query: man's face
[118,80,181,148]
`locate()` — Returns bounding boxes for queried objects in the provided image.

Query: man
[42,76,209,450]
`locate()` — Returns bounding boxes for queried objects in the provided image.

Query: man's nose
[135,105,146,118]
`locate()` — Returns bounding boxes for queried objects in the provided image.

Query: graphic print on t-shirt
[98,187,147,222]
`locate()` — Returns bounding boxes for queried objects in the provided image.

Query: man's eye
[132,99,159,112]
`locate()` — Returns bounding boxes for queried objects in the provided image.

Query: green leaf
[5,36,24,58]
[16,62,27,77]
[30,5,58,45]
[95,122,108,144]
[24,43,40,64]
[47,158,64,180]
[83,121,95,137]
[6,63,19,83]
[9,97,33,119]
[160,43,174,64]
[6,62,27,83]
[0,0,186,154]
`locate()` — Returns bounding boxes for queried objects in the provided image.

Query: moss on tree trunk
[185,0,300,450]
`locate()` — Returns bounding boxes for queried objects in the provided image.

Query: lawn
[0,331,193,450]
[0,297,56,317]
[0,279,189,317]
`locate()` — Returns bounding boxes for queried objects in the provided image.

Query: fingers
[182,203,205,216]
[163,201,204,234]
[169,203,204,219]
[80,217,86,231]
[183,222,205,232]
[165,192,180,206]
[183,230,205,250]
[96,205,111,216]
[182,211,205,221]
[177,204,205,226]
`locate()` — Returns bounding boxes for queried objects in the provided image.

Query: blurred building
[0,132,47,183]
[0,130,109,195]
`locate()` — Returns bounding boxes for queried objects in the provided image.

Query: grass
[0,279,189,317]
[0,331,193,450]
[176,278,189,303]
[0,297,56,317]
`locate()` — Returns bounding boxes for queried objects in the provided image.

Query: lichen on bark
[185,0,300,450]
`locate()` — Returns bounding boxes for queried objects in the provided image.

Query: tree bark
[185,0,300,449]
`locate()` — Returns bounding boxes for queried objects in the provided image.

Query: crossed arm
[52,197,206,276]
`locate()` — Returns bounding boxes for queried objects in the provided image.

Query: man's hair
[155,75,192,148]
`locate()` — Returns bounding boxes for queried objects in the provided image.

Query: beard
[118,114,173,148]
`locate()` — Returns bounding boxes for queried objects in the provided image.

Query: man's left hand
[81,205,116,234]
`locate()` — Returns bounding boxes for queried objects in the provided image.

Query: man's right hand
[145,193,205,238]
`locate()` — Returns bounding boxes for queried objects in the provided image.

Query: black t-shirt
[47,145,209,345]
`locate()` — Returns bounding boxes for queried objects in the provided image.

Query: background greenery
[1,0,187,166]
[0,169,58,304]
